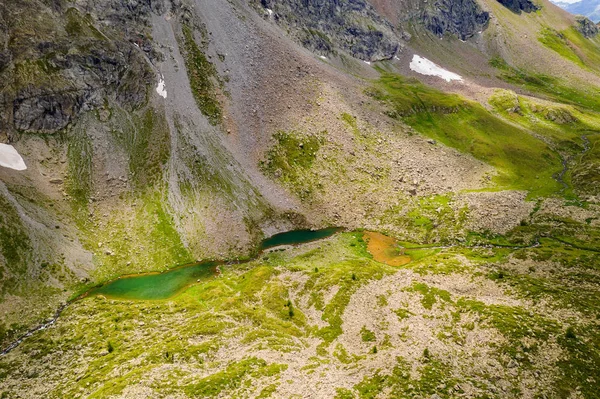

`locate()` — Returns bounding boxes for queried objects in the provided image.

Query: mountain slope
[0,0,599,398]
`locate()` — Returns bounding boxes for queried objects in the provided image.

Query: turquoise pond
[89,262,219,300]
[89,228,341,300]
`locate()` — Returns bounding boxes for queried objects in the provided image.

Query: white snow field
[0,144,27,171]
[409,55,463,82]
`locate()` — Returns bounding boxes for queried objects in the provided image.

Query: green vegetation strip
[180,25,222,125]
[370,72,564,197]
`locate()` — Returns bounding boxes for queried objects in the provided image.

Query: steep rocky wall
[0,0,160,139]
[368,0,489,41]
[421,0,490,40]
[576,15,599,38]
[251,0,402,61]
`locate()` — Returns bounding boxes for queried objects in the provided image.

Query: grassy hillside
[369,73,567,198]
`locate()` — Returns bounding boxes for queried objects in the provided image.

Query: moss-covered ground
[180,25,222,125]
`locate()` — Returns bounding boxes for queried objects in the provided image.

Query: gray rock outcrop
[421,0,490,40]
[0,0,161,137]
[254,0,401,61]
[575,15,599,38]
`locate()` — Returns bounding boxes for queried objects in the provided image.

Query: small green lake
[88,228,340,301]
[89,262,219,300]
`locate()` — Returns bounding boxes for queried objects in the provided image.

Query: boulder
[576,16,599,38]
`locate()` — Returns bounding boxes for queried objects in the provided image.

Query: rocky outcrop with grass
[575,15,599,38]
[0,0,160,138]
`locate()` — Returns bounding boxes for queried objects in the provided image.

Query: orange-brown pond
[363,231,411,266]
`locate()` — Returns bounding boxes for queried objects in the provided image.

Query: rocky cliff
[367,0,489,41]
[421,0,490,40]
[576,15,599,37]
[0,0,165,140]
[253,0,402,61]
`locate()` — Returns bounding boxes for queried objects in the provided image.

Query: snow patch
[409,55,462,82]
[156,76,167,99]
[363,60,371,65]
[319,55,327,60]
[0,144,27,171]
[266,8,273,16]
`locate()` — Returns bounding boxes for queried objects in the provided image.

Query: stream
[1,303,67,356]
[553,134,592,193]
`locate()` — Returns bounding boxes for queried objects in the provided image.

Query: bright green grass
[490,58,600,113]
[538,27,585,68]
[185,357,287,397]
[260,130,325,200]
[405,282,452,310]
[405,105,562,196]
[572,133,600,196]
[371,73,563,197]
[487,89,599,160]
[561,27,600,72]
[347,356,459,399]
[180,25,221,125]
[360,326,376,342]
